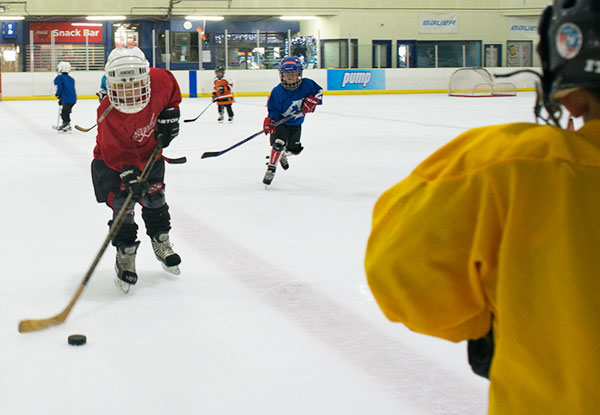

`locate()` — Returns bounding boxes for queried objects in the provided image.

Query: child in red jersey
[90,46,182,293]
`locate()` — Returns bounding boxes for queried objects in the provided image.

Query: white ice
[0,93,546,414]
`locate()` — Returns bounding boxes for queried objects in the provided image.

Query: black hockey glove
[120,166,148,199]
[96,89,107,102]
[156,107,180,148]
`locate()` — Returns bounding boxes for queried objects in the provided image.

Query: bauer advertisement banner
[419,13,459,34]
[327,69,385,91]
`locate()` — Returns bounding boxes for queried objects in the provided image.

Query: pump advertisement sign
[30,23,103,43]
[327,69,385,91]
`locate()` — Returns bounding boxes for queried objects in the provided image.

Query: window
[320,39,358,68]
[416,41,482,68]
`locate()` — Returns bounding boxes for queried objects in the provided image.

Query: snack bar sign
[30,23,103,43]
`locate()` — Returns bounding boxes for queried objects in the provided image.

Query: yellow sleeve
[365,154,501,342]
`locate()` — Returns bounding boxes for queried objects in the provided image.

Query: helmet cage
[279,57,303,90]
[105,48,151,114]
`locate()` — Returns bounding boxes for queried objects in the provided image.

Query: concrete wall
[0,67,538,100]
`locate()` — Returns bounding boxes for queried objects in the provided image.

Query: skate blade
[114,277,131,293]
[161,263,181,275]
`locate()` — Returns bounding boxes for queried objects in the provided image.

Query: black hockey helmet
[215,65,225,79]
[537,0,600,101]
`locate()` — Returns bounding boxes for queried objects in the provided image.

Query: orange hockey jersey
[213,77,234,105]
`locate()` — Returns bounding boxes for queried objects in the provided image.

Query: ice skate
[57,122,72,133]
[114,241,140,293]
[263,164,276,186]
[151,232,181,275]
[218,114,224,123]
[279,151,289,170]
[228,116,234,123]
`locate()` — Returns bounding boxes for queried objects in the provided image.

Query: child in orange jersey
[212,65,234,123]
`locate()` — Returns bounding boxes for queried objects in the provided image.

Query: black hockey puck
[67,334,87,346]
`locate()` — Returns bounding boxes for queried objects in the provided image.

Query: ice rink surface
[0,93,546,414]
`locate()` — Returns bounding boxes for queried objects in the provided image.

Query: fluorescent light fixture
[185,16,224,21]
[86,16,126,21]
[72,23,103,27]
[280,16,318,20]
[0,16,25,20]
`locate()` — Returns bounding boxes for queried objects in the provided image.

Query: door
[397,40,416,68]
[372,40,392,68]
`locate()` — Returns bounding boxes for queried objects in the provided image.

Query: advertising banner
[327,69,385,91]
[30,22,103,43]
[508,17,539,39]
[419,13,459,34]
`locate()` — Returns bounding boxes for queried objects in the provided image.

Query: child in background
[212,65,234,123]
[54,61,77,133]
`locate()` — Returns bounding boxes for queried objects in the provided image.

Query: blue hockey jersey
[54,73,77,104]
[267,78,323,126]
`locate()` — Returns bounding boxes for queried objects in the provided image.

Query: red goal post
[448,67,516,97]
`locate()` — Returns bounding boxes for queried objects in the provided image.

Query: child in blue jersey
[262,56,323,186]
[54,61,77,133]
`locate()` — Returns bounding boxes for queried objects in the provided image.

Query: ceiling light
[185,16,224,21]
[0,16,24,20]
[280,16,318,20]
[86,16,126,21]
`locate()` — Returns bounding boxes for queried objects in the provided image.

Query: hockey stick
[52,104,62,129]
[75,123,97,132]
[201,111,302,159]
[164,156,187,164]
[18,137,165,333]
[184,100,214,123]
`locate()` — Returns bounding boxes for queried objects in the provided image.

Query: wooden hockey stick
[201,111,302,159]
[184,100,214,123]
[75,123,97,132]
[18,137,165,333]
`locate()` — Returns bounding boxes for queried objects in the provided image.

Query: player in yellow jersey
[365,1,600,413]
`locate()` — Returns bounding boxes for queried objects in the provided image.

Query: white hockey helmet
[105,47,151,114]
[57,61,72,73]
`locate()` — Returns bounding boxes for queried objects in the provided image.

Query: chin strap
[494,69,565,128]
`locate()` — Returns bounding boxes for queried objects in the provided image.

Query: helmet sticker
[555,23,583,60]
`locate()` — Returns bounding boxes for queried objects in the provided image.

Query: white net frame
[448,67,516,97]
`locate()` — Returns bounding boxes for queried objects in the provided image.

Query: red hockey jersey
[93,68,182,172]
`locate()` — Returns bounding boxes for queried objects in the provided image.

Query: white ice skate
[151,232,181,275]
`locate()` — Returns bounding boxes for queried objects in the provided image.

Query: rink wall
[0,68,538,100]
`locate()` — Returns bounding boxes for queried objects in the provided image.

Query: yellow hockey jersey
[365,120,600,414]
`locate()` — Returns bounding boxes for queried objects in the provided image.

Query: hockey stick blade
[164,156,187,164]
[19,285,84,332]
[75,124,97,132]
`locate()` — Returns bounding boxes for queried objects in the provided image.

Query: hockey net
[448,67,516,97]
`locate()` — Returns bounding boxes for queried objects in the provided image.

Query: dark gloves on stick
[120,166,148,199]
[155,107,180,148]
